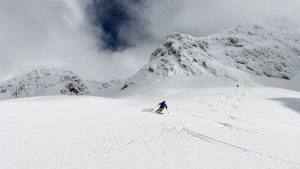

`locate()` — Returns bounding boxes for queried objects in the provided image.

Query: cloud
[141,0,300,41]
[0,0,300,81]
[87,0,300,49]
[87,0,300,63]
[0,0,144,81]
[87,0,149,51]
[0,1,91,78]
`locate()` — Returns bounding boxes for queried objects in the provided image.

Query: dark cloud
[0,0,144,81]
[86,0,300,51]
[88,0,148,51]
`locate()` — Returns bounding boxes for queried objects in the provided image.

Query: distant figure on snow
[156,101,168,114]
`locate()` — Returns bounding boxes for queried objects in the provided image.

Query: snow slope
[0,85,300,169]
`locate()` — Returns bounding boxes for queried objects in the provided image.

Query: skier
[155,101,168,114]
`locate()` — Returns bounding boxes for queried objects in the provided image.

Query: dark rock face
[61,83,89,95]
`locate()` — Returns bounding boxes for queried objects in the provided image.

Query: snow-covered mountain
[123,18,300,88]
[1,18,300,99]
[0,68,121,100]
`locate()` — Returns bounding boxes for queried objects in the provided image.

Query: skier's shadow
[142,108,156,114]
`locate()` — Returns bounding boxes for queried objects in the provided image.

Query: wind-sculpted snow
[126,18,300,87]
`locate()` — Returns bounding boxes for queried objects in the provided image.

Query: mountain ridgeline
[0,69,120,100]
[128,18,300,84]
[1,18,300,100]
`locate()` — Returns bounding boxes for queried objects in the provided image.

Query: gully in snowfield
[155,101,168,114]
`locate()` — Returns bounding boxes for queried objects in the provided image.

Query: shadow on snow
[271,98,300,114]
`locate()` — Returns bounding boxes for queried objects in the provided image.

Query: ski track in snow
[180,126,300,166]
[168,87,300,168]
[1,87,300,169]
